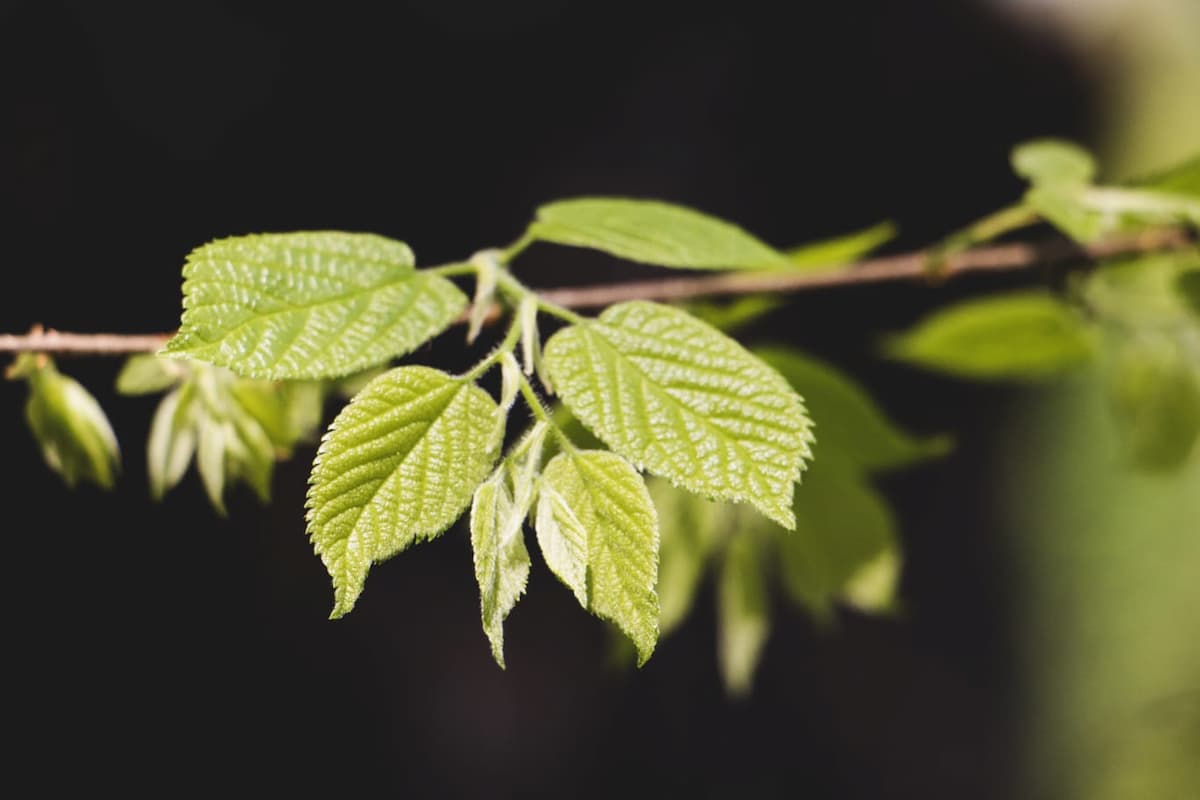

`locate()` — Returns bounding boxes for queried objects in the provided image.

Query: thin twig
[0,227,1191,356]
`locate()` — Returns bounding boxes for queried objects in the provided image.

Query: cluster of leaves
[7,138,1197,692]
[888,141,1200,468]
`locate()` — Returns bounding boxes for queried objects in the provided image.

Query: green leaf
[165,232,467,380]
[1024,186,1110,244]
[21,357,120,489]
[717,530,771,697]
[885,291,1095,381]
[1105,336,1200,470]
[229,379,325,454]
[783,220,897,271]
[1083,252,1200,328]
[1177,270,1200,318]
[146,385,197,500]
[115,354,182,395]
[777,457,902,622]
[756,346,949,472]
[307,366,498,618]
[530,197,786,270]
[1138,153,1200,197]
[470,424,545,668]
[545,301,813,528]
[471,477,530,668]
[649,477,731,635]
[1012,139,1097,187]
[536,449,660,665]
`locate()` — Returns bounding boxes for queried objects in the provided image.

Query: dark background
[1,1,1096,796]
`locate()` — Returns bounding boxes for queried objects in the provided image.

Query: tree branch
[1,227,1191,356]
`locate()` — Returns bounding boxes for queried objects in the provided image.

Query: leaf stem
[426,262,476,277]
[500,231,536,264]
[461,311,525,382]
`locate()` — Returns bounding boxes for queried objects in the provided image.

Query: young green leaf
[165,232,467,380]
[530,197,786,270]
[20,357,120,489]
[116,354,182,395]
[777,455,901,622]
[717,531,770,698]
[1011,139,1097,187]
[1082,252,1200,328]
[649,477,731,635]
[783,220,897,271]
[755,346,949,472]
[307,366,498,618]
[471,424,546,667]
[536,449,660,665]
[885,291,1095,381]
[1010,140,1110,243]
[471,476,530,668]
[544,301,813,528]
[146,385,197,500]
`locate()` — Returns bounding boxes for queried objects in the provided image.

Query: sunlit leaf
[115,354,182,395]
[19,356,120,489]
[716,530,770,698]
[783,220,897,271]
[1025,186,1110,243]
[885,291,1095,381]
[530,197,786,270]
[545,301,813,528]
[165,232,467,379]
[536,449,660,664]
[307,366,498,618]
[1012,139,1097,187]
[756,346,949,472]
[777,456,902,622]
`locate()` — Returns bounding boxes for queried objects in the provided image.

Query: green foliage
[165,232,466,380]
[530,197,786,269]
[886,291,1095,380]
[122,357,322,509]
[13,355,120,488]
[717,530,770,697]
[648,477,729,635]
[778,454,901,621]
[116,354,185,395]
[1104,336,1200,470]
[1008,141,1200,244]
[306,366,498,618]
[1012,139,1097,187]
[8,146,1200,687]
[783,221,897,271]
[544,300,813,528]
[756,346,949,471]
[536,448,660,664]
[470,424,544,668]
[1177,269,1200,317]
